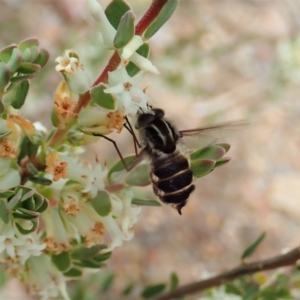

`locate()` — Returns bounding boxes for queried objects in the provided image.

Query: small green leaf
[32,193,44,211]
[29,176,53,186]
[0,200,9,223]
[190,145,226,161]
[17,62,41,74]
[122,282,135,296]
[131,198,161,207]
[21,188,35,202]
[0,190,14,199]
[32,48,49,69]
[0,62,10,92]
[90,190,112,216]
[52,252,71,272]
[71,244,107,260]
[190,159,216,178]
[126,164,150,186]
[126,43,150,77]
[170,272,179,291]
[214,157,231,168]
[105,0,131,29]
[108,155,136,178]
[6,48,23,74]
[144,0,179,40]
[10,74,33,83]
[90,84,116,110]
[225,282,242,295]
[73,259,102,269]
[113,11,135,49]
[15,219,38,234]
[11,79,29,109]
[64,268,82,278]
[141,283,166,299]
[0,44,18,63]
[18,37,39,52]
[6,189,22,210]
[93,252,111,262]
[217,143,231,153]
[18,135,39,164]
[241,232,266,260]
[26,162,39,175]
[0,101,4,114]
[35,197,48,213]
[101,273,115,293]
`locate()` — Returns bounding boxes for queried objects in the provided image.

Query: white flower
[104,67,148,116]
[25,255,70,300]
[0,227,25,258]
[16,233,46,264]
[121,36,144,59]
[60,155,108,198]
[87,0,116,48]
[55,50,82,73]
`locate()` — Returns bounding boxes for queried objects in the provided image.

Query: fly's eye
[135,114,156,129]
[152,108,165,118]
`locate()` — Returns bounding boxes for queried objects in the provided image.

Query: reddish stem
[48,0,169,147]
[135,0,168,35]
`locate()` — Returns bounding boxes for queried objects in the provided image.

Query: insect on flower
[95,107,244,215]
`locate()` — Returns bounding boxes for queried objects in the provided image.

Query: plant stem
[154,246,300,300]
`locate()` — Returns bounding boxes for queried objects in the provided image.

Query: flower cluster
[0,0,169,298]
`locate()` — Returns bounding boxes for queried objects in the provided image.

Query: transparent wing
[178,120,247,150]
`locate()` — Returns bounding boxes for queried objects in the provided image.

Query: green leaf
[141,283,166,299]
[241,232,266,260]
[144,0,179,40]
[17,62,41,74]
[243,282,260,300]
[15,219,38,234]
[6,48,23,74]
[29,176,53,186]
[93,252,111,262]
[122,282,135,296]
[101,273,115,293]
[126,164,150,186]
[64,268,82,278]
[10,74,33,83]
[11,79,29,109]
[35,196,48,213]
[90,84,116,110]
[131,198,161,207]
[113,11,135,49]
[90,190,112,216]
[0,200,9,223]
[18,135,39,164]
[214,157,231,168]
[217,143,231,153]
[126,43,150,77]
[6,188,22,210]
[0,62,10,92]
[170,272,179,291]
[0,190,14,199]
[32,48,49,69]
[26,162,39,175]
[52,252,71,272]
[0,44,18,63]
[108,155,136,178]
[71,244,107,260]
[105,0,131,29]
[32,193,45,211]
[18,37,39,52]
[190,159,216,178]
[190,145,226,161]
[73,259,103,269]
[225,282,242,295]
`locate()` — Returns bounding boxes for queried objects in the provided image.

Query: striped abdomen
[150,152,195,215]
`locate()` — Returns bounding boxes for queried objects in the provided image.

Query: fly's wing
[178,120,247,151]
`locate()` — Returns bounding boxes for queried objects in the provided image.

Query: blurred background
[1,0,300,298]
